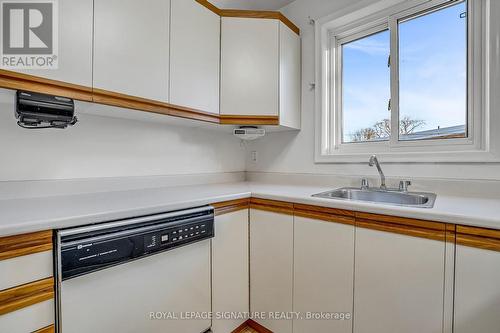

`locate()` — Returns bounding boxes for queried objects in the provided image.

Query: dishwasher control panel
[58,206,214,280]
[142,220,211,251]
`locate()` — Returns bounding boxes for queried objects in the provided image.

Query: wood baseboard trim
[0,230,53,261]
[32,324,55,333]
[0,277,54,315]
[246,319,274,333]
[0,69,92,101]
[250,197,294,215]
[213,198,250,216]
[219,115,280,125]
[456,225,500,251]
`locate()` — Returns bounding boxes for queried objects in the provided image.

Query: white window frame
[314,0,498,163]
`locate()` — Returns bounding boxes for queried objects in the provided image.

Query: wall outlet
[251,151,258,163]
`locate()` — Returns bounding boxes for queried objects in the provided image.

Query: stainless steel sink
[313,187,437,208]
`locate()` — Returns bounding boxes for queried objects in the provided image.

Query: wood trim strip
[456,225,500,251]
[195,0,222,15]
[0,69,93,101]
[0,230,52,261]
[445,224,456,243]
[213,198,250,216]
[356,218,446,242]
[456,225,500,240]
[219,115,280,125]
[250,197,294,215]
[32,325,55,333]
[246,319,274,333]
[0,277,54,316]
[219,9,300,35]
[293,203,355,218]
[294,209,355,226]
[92,88,220,124]
[197,1,300,35]
[355,211,446,231]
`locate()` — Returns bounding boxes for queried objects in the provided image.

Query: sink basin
[312,187,437,208]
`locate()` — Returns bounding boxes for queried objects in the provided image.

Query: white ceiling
[210,0,296,11]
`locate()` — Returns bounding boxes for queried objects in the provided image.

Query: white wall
[0,89,245,181]
[247,0,500,181]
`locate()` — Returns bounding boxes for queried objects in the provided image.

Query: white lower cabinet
[353,227,445,333]
[212,210,250,333]
[250,209,294,333]
[454,245,500,333]
[293,216,354,333]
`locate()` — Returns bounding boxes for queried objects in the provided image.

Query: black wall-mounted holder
[15,90,77,129]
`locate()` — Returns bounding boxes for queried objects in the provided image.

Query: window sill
[314,149,500,163]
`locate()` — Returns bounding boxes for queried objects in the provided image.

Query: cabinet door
[250,209,293,333]
[170,0,220,114]
[279,22,301,129]
[221,18,279,116]
[354,227,445,333]
[454,245,500,333]
[12,0,93,87]
[93,0,170,102]
[212,209,249,333]
[293,216,354,333]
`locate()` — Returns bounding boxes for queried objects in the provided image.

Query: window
[342,29,390,143]
[339,0,467,144]
[398,1,467,141]
[316,0,492,162]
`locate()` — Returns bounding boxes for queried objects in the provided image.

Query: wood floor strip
[246,319,273,333]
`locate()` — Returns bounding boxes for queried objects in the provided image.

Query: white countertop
[1,181,500,237]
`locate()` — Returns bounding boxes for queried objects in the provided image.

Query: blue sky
[342,1,467,142]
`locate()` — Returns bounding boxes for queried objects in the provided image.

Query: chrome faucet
[368,155,386,190]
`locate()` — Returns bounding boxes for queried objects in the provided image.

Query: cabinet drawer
[0,251,53,291]
[0,299,54,333]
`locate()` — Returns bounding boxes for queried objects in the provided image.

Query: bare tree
[350,116,425,142]
[399,116,425,135]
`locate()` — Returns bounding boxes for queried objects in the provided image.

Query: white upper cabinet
[293,216,354,333]
[12,0,93,87]
[170,0,220,114]
[93,0,170,102]
[221,18,279,117]
[279,22,301,129]
[353,228,445,333]
[454,245,500,333]
[221,17,300,128]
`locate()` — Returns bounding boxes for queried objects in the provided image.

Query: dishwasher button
[161,234,169,242]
